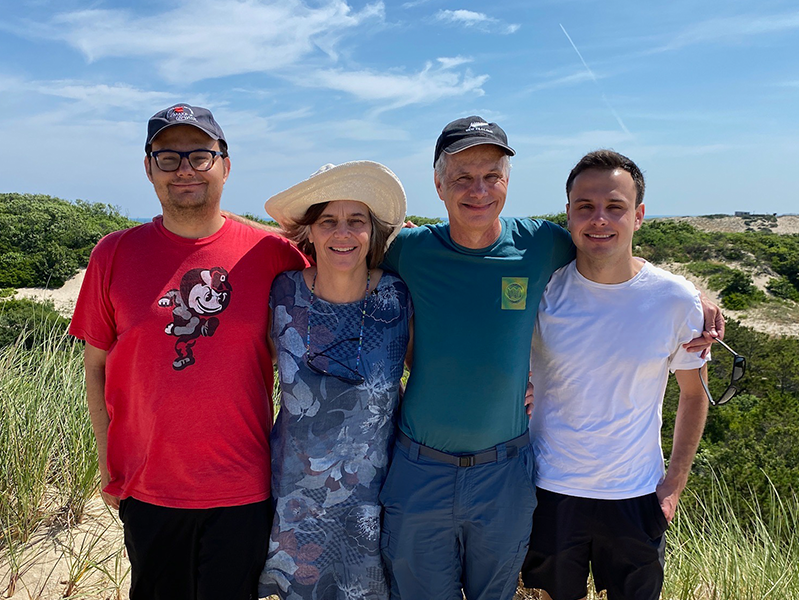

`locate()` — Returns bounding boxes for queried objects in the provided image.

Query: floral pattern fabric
[259,270,411,600]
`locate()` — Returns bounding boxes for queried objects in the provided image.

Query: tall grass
[664,475,799,599]
[0,324,97,548]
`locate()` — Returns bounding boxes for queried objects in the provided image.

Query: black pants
[119,497,272,600]
[522,488,667,600]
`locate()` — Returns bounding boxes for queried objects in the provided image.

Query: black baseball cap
[433,116,515,167]
[145,103,226,152]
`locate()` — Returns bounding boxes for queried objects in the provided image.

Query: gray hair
[434,150,511,181]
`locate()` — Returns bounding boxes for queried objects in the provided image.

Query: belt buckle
[458,455,476,468]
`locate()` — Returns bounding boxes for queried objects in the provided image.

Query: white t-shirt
[529,259,707,500]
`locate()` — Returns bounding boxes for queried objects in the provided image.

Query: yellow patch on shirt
[501,277,528,310]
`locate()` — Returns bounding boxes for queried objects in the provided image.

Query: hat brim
[265,161,407,248]
[444,138,515,158]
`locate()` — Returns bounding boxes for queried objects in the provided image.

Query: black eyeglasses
[306,337,365,385]
[148,149,225,172]
[701,338,746,406]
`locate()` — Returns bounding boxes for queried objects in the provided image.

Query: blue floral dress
[259,270,411,600]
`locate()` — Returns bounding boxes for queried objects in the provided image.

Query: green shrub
[532,213,568,228]
[767,276,799,301]
[719,270,765,309]
[634,220,713,263]
[406,215,444,226]
[0,299,69,349]
[0,193,138,288]
[241,213,279,227]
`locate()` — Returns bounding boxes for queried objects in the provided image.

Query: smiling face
[145,125,230,219]
[566,167,645,282]
[434,144,509,248]
[308,200,372,276]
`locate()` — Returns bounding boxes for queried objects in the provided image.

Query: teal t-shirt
[384,217,574,453]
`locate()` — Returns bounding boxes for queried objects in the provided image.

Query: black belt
[396,429,529,468]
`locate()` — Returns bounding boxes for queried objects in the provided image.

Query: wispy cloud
[437,56,473,69]
[23,0,385,84]
[435,9,519,34]
[657,11,799,52]
[516,129,635,150]
[32,81,175,109]
[524,70,596,93]
[297,63,488,111]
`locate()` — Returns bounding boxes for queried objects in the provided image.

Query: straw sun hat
[264,161,407,247]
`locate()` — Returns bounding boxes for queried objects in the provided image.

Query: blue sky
[2,0,798,220]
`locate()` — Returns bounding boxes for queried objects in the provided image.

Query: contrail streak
[560,23,631,136]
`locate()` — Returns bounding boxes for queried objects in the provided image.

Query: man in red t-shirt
[70,104,305,600]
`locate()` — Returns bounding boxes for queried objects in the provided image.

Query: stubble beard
[160,185,221,225]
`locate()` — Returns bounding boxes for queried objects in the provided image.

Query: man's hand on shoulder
[684,293,725,358]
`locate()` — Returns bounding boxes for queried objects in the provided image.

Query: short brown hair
[285,202,393,269]
[566,149,645,206]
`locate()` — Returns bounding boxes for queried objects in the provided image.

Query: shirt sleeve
[68,233,121,350]
[669,289,708,373]
[382,227,411,273]
[548,221,576,272]
[274,235,309,273]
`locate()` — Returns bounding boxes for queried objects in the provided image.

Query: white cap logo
[166,105,197,123]
[466,121,490,132]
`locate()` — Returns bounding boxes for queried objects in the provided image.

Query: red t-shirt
[70,216,306,508]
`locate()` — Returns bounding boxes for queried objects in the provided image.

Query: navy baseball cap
[433,116,515,167]
[146,103,226,152]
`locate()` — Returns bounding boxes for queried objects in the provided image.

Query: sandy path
[12,269,86,318]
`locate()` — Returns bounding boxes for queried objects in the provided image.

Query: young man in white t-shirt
[521,150,710,600]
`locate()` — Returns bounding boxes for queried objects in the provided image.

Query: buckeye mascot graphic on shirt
[158,267,232,370]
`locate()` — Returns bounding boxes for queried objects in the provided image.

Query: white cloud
[435,9,519,34]
[30,0,385,84]
[514,129,635,150]
[33,81,175,110]
[437,9,489,26]
[657,11,799,52]
[298,63,488,111]
[437,56,472,69]
[524,71,596,93]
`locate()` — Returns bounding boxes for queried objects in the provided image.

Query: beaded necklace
[306,269,371,378]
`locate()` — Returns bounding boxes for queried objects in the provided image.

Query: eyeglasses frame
[148,149,226,172]
[306,337,365,385]
[701,337,747,406]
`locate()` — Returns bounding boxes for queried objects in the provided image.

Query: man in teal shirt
[379,117,574,600]
[378,118,721,600]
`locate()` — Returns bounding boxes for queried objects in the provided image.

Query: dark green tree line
[0,193,138,288]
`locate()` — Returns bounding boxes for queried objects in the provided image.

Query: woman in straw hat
[258,162,412,600]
